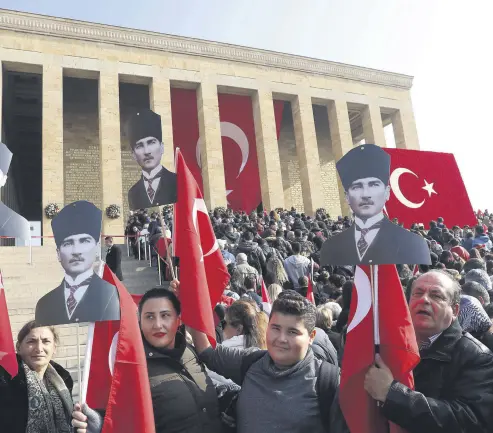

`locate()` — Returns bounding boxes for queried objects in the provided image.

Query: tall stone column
[197,80,226,209]
[42,61,64,243]
[291,93,323,215]
[328,99,353,216]
[252,89,284,210]
[392,104,420,150]
[99,67,124,242]
[150,72,174,172]
[362,103,386,147]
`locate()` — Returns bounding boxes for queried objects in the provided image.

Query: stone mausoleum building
[0,9,421,390]
[0,9,420,240]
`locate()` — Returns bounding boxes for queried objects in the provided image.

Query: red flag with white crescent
[171,88,284,212]
[340,265,419,433]
[384,149,476,228]
[174,148,230,346]
[99,267,155,433]
[0,272,18,378]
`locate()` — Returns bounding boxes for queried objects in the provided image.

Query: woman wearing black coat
[0,320,100,433]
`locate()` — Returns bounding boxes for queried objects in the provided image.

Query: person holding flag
[0,320,101,433]
[183,283,347,433]
[364,270,493,432]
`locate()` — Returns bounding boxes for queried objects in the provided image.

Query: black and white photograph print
[0,142,31,241]
[35,200,120,326]
[320,144,431,266]
[127,109,177,210]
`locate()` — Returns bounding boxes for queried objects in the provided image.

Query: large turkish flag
[170,88,284,212]
[340,265,419,433]
[384,149,476,228]
[174,148,230,345]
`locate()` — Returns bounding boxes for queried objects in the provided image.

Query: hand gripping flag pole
[370,264,380,354]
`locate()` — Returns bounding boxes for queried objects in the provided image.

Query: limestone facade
[0,9,420,231]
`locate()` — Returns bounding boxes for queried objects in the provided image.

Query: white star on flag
[422,180,437,197]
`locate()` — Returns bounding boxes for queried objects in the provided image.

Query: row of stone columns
[35,64,418,238]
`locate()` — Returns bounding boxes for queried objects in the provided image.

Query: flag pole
[370,264,380,354]
[76,322,82,401]
[80,322,94,405]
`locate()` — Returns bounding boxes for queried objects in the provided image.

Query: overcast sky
[2,0,490,210]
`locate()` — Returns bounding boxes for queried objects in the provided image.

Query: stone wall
[277,102,343,216]
[278,102,304,212]
[63,77,101,208]
[313,104,342,218]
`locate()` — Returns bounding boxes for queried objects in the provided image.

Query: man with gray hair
[232,253,258,286]
[462,280,491,306]
[465,268,492,295]
[364,269,493,432]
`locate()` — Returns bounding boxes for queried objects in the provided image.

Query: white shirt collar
[142,165,163,180]
[354,212,384,229]
[64,268,95,286]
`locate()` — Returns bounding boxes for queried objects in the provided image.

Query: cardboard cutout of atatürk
[127,109,177,210]
[35,201,120,326]
[0,142,31,241]
[320,144,431,266]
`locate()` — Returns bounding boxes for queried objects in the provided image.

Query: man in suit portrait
[35,201,120,326]
[127,109,177,210]
[0,142,30,241]
[320,144,431,266]
[105,236,123,280]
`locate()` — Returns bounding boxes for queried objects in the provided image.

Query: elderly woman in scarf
[458,295,493,351]
[0,320,101,433]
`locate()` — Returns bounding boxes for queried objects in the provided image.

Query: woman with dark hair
[222,300,267,350]
[75,287,222,433]
[0,320,100,433]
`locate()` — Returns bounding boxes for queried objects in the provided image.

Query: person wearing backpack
[235,231,266,275]
[182,284,348,433]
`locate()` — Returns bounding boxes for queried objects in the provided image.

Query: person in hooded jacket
[473,225,493,250]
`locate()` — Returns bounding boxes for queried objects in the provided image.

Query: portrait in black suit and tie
[0,142,31,241]
[35,201,120,326]
[127,109,177,210]
[320,144,431,266]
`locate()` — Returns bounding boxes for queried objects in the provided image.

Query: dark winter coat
[144,332,221,433]
[235,240,266,270]
[105,244,123,280]
[0,355,73,433]
[382,320,493,433]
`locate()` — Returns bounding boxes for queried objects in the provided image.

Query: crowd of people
[2,206,493,432]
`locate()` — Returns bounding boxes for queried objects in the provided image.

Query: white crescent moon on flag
[0,351,6,360]
[389,167,425,209]
[196,121,249,178]
[192,198,219,261]
[108,331,119,376]
[347,267,372,333]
